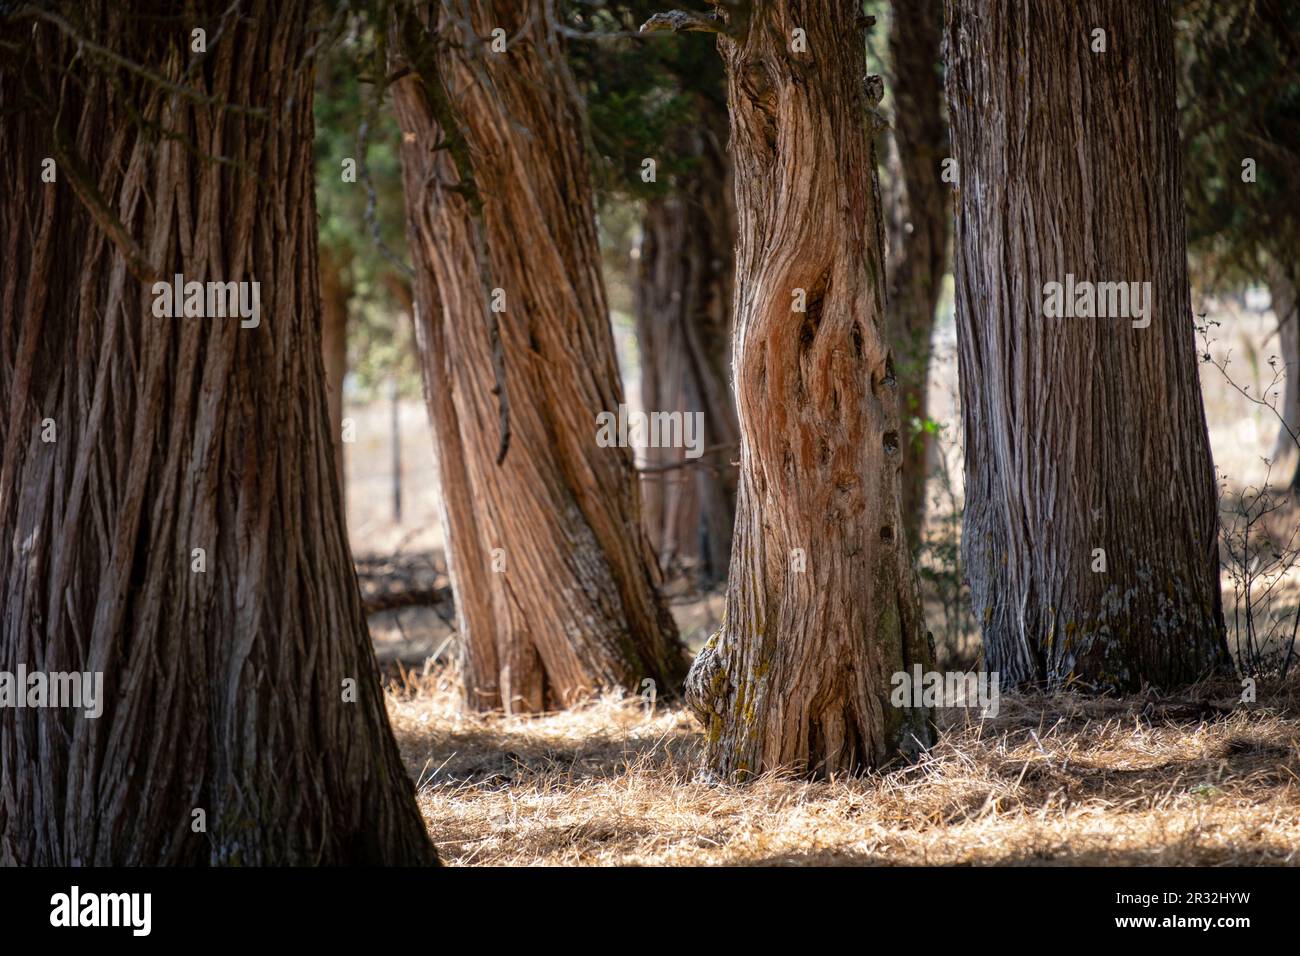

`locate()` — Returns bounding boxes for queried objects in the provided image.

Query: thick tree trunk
[634,113,739,586]
[320,245,351,496]
[391,1,688,713]
[0,1,435,865]
[683,0,936,779]
[945,0,1230,691]
[1266,263,1300,486]
[885,0,949,549]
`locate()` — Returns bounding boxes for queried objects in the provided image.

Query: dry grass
[385,669,1300,866]
[364,299,1300,866]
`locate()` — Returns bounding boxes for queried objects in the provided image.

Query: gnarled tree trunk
[946,0,1229,691]
[391,0,688,713]
[0,1,434,864]
[885,0,949,549]
[681,1,936,779]
[634,110,739,586]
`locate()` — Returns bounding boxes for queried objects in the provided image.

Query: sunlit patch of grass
[385,669,1300,866]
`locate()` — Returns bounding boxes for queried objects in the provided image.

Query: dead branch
[639,9,725,35]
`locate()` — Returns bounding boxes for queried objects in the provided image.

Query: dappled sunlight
[387,673,1300,866]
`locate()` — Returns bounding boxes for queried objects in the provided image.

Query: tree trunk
[0,1,435,865]
[945,0,1230,691]
[1266,262,1300,486]
[390,377,403,524]
[391,1,689,713]
[319,244,351,496]
[634,112,739,586]
[683,0,936,779]
[886,0,949,549]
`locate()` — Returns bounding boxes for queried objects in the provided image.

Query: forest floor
[360,296,1299,865]
[386,671,1300,866]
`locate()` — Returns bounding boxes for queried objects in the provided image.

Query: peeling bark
[945,0,1230,691]
[684,0,936,779]
[0,1,435,864]
[391,0,689,713]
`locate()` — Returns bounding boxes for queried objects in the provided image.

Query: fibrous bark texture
[885,0,949,548]
[634,108,739,585]
[392,0,689,713]
[684,0,936,779]
[0,1,435,864]
[945,0,1230,691]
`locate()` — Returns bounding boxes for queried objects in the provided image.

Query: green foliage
[313,9,421,401]
[315,27,406,263]
[565,2,726,200]
[1178,0,1300,290]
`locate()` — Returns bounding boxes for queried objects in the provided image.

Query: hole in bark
[883,431,900,455]
[851,322,864,359]
[806,714,864,779]
[799,312,817,354]
[880,525,894,542]
[799,296,825,355]
[540,668,555,712]
[798,273,830,356]
[872,352,897,397]
[742,64,780,159]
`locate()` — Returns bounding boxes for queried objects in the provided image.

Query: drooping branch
[358,113,415,278]
[9,5,270,119]
[395,4,482,212]
[47,119,162,284]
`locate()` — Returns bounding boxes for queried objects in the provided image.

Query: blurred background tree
[1178,0,1300,482]
[567,2,739,587]
[315,9,422,501]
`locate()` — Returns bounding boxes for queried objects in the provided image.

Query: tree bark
[634,110,739,586]
[885,0,949,549]
[683,0,936,779]
[320,244,351,496]
[945,0,1230,691]
[0,1,435,865]
[391,1,689,713]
